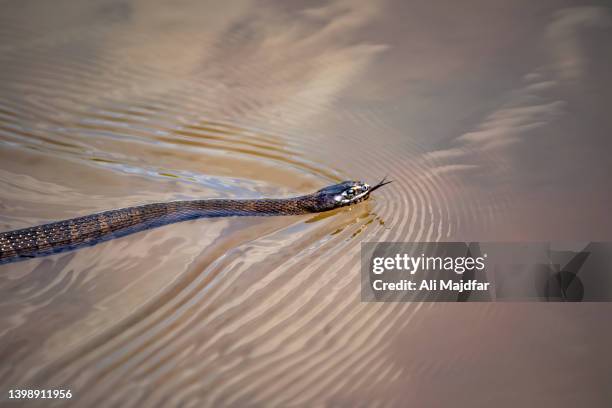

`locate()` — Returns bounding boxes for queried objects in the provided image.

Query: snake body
[0,180,389,264]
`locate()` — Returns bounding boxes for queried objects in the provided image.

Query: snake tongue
[369,177,393,193]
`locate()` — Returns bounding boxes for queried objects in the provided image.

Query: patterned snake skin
[0,180,383,265]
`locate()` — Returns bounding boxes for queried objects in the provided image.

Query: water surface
[1,1,612,406]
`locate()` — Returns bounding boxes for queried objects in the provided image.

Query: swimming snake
[0,179,391,264]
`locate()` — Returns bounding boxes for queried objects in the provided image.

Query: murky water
[1,1,612,406]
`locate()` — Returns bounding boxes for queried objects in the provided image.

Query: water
[1,1,612,406]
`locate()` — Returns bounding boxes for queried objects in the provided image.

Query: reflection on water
[1,0,612,406]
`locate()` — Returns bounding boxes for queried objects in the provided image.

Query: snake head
[315,178,392,210]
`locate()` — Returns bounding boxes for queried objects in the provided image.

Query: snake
[0,179,391,264]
